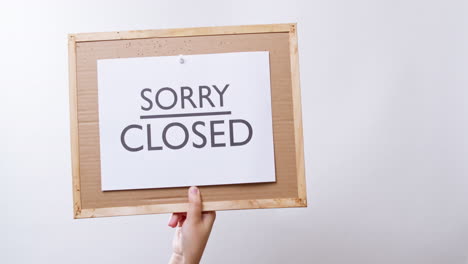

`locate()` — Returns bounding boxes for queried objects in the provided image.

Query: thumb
[187,186,202,222]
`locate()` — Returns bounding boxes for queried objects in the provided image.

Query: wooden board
[68,23,306,218]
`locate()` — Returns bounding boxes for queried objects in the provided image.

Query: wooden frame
[68,23,306,219]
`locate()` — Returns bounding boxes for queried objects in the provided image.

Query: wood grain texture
[69,24,306,218]
[77,198,306,218]
[68,35,82,218]
[71,23,293,42]
[289,24,307,203]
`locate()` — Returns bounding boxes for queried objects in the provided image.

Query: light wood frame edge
[68,35,83,218]
[70,23,293,42]
[69,23,306,219]
[76,198,306,219]
[289,24,307,204]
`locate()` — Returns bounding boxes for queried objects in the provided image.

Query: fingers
[187,186,202,223]
[178,215,186,227]
[202,211,216,227]
[168,213,182,228]
[173,186,212,226]
[168,212,188,228]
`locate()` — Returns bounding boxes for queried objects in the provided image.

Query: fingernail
[190,186,198,195]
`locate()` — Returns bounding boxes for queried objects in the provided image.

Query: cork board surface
[74,30,299,211]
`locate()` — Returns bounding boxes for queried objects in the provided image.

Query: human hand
[168,186,216,264]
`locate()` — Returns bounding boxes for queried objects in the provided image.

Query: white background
[1,0,467,263]
[98,52,275,190]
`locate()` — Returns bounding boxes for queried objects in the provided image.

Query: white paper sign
[97,51,276,191]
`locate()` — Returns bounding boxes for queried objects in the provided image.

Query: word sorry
[140,84,229,110]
